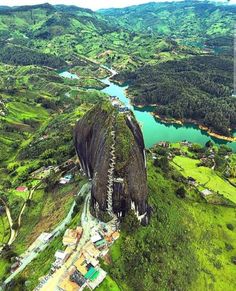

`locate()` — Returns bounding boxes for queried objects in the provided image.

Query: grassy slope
[172,156,236,204]
[96,275,120,291]
[106,158,236,291]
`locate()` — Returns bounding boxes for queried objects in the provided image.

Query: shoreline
[107,71,236,143]
[153,112,236,142]
[126,91,236,142]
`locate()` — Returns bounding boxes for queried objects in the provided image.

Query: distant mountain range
[99,0,236,39]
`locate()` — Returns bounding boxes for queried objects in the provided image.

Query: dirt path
[0,198,15,248]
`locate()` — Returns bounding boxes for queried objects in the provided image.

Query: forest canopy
[115,55,235,136]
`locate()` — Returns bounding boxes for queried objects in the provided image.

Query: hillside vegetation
[114,55,235,137]
[99,1,235,50]
[102,155,236,291]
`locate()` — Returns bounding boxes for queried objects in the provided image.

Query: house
[58,266,81,291]
[16,186,28,192]
[187,177,197,186]
[74,254,88,276]
[87,268,107,290]
[60,173,73,184]
[70,269,87,288]
[65,173,73,180]
[111,231,120,241]
[63,227,83,247]
[201,189,213,197]
[94,239,107,250]
[11,261,20,273]
[65,246,74,257]
[54,250,70,266]
[58,277,79,291]
[84,267,99,281]
[83,241,100,258]
[91,233,102,244]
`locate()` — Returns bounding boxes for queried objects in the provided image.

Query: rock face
[74,102,148,224]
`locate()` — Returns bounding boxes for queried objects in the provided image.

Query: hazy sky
[1,0,235,10]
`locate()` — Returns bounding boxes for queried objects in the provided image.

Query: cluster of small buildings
[38,221,120,291]
[158,141,170,148]
[31,159,76,181]
[181,140,192,147]
[58,242,106,291]
[110,96,129,113]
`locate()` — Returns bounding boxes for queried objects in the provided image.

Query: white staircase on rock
[106,122,119,229]
[107,128,116,216]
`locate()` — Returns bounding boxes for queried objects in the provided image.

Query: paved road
[101,65,117,77]
[2,183,90,288]
[39,185,97,291]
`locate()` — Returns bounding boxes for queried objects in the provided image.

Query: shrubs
[121,210,139,234]
[231,256,236,265]
[176,186,186,199]
[226,223,234,231]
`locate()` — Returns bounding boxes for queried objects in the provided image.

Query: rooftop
[83,241,100,258]
[16,186,28,192]
[91,233,102,243]
[55,250,69,261]
[63,227,83,246]
[74,255,87,276]
[84,267,98,281]
[201,189,213,197]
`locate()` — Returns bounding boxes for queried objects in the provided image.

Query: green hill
[99,1,236,38]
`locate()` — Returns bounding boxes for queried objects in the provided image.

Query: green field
[172,156,236,204]
[96,275,120,291]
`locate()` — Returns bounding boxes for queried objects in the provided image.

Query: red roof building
[16,186,28,192]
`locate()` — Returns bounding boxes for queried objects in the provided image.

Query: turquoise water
[59,71,79,79]
[102,77,236,151]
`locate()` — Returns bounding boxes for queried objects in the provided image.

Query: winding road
[2,183,90,288]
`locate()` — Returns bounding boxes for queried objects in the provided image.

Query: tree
[205,140,213,148]
[45,169,57,192]
[176,186,186,198]
[218,145,232,156]
[121,210,140,234]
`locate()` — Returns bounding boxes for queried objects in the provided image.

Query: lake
[101,76,236,151]
[59,71,79,80]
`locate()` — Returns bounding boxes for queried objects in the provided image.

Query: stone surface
[74,102,148,223]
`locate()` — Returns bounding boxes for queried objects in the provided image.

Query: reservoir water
[102,77,236,151]
[59,69,236,151]
[59,71,79,80]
